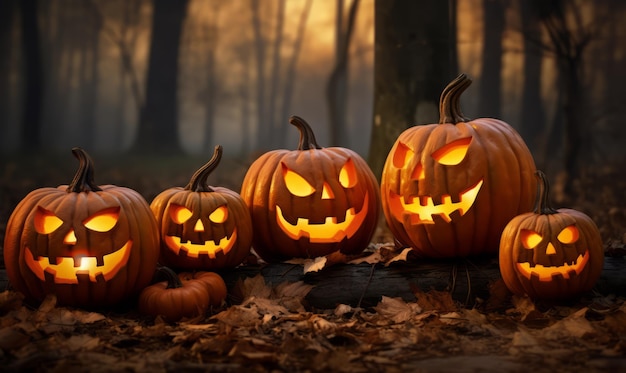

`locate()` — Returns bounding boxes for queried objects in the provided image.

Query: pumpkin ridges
[4,149,159,308]
[499,173,604,299]
[151,150,252,270]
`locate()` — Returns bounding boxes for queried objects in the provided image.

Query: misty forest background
[1,0,625,226]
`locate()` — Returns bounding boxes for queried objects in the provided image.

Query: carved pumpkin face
[276,157,370,244]
[381,74,536,258]
[241,116,380,261]
[3,148,160,308]
[25,205,131,285]
[151,146,252,270]
[499,171,604,299]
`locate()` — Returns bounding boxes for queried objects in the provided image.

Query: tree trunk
[368,0,455,180]
[477,0,505,118]
[326,0,360,147]
[0,0,16,148]
[133,0,189,155]
[519,0,546,160]
[19,0,44,152]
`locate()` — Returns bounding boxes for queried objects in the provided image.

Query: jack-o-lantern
[3,148,160,307]
[240,116,380,261]
[150,145,252,270]
[499,171,604,299]
[380,74,537,258]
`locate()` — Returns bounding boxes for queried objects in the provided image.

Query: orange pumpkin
[150,145,252,270]
[138,266,227,322]
[3,148,160,307]
[380,74,537,258]
[241,116,380,261]
[499,171,604,299]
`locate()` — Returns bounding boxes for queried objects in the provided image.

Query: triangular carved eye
[282,163,315,197]
[521,229,543,249]
[393,142,414,169]
[83,207,120,232]
[170,204,193,224]
[34,207,63,234]
[209,205,228,223]
[339,158,357,188]
[557,225,579,244]
[432,137,471,166]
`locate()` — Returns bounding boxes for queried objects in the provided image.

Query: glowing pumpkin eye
[393,142,414,168]
[557,225,579,244]
[432,137,471,166]
[34,207,63,234]
[170,204,193,224]
[282,163,315,197]
[521,229,543,249]
[83,207,120,232]
[209,205,228,223]
[339,158,358,188]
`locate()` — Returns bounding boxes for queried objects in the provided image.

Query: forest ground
[0,153,625,372]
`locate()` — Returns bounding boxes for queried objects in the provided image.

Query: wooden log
[1,256,625,310]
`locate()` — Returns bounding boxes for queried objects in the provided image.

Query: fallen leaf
[303,256,327,273]
[374,296,422,324]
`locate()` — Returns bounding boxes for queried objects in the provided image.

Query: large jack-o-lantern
[381,74,537,258]
[3,148,160,307]
[241,116,380,262]
[150,145,253,270]
[499,171,604,300]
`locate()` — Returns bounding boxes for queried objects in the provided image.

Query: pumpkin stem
[186,145,222,192]
[154,266,184,289]
[67,147,102,193]
[439,73,472,124]
[289,115,323,150]
[534,170,558,215]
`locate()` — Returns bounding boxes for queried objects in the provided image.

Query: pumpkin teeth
[275,193,370,243]
[24,242,132,284]
[516,251,589,281]
[165,229,237,259]
[390,179,483,224]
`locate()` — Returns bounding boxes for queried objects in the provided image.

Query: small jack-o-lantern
[380,74,537,258]
[151,145,252,270]
[3,148,160,307]
[241,116,380,261]
[499,171,604,299]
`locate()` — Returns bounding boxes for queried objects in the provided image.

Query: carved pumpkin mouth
[388,179,483,224]
[516,250,589,281]
[276,193,369,243]
[25,241,132,285]
[164,229,237,259]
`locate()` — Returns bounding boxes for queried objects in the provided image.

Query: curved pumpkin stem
[186,145,222,192]
[67,147,102,193]
[154,266,183,289]
[289,115,322,150]
[534,170,558,215]
[439,73,472,124]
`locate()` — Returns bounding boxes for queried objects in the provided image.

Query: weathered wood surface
[2,257,624,310]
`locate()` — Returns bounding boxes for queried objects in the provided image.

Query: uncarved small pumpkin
[138,266,227,322]
[499,171,604,300]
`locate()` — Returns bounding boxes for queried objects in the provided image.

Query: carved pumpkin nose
[322,182,334,199]
[546,242,556,255]
[64,229,77,245]
[412,162,425,180]
[194,219,204,232]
